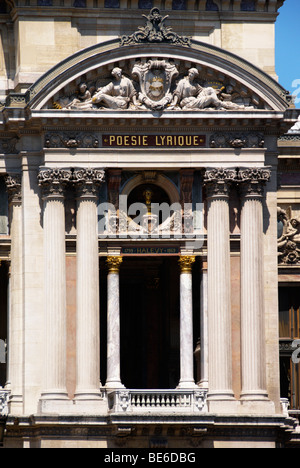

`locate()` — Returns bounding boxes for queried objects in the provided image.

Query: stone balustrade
[0,388,9,416]
[108,389,208,414]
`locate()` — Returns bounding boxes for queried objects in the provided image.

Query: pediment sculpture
[120,7,191,47]
[54,62,256,112]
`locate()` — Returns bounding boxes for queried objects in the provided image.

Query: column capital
[5,173,22,204]
[38,167,72,198]
[203,168,237,199]
[73,168,105,198]
[178,255,195,273]
[106,256,123,273]
[238,167,271,199]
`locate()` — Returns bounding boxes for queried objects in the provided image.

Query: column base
[177,380,198,389]
[39,392,71,415]
[207,391,239,414]
[239,393,275,415]
[73,389,103,402]
[73,390,107,414]
[8,395,23,416]
[105,381,125,390]
[40,390,69,401]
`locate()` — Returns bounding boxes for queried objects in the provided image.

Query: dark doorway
[119,256,180,389]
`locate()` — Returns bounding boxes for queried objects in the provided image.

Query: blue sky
[276,0,300,107]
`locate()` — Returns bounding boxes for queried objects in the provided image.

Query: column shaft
[204,168,237,411]
[106,256,123,389]
[178,256,196,389]
[75,196,101,398]
[200,263,208,388]
[38,168,71,402]
[239,168,271,405]
[43,196,68,398]
[74,168,105,401]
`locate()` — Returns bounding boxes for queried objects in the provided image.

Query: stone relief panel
[46,8,267,112]
[50,60,264,112]
[210,132,264,149]
[278,206,300,265]
[45,132,99,149]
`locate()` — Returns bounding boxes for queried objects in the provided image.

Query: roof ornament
[120,7,191,47]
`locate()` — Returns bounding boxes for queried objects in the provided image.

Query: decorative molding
[279,134,300,142]
[73,168,105,197]
[178,256,195,273]
[38,168,72,197]
[120,8,191,48]
[210,132,264,149]
[237,167,271,198]
[106,256,123,273]
[203,167,237,198]
[45,132,99,149]
[5,173,22,204]
[0,138,19,154]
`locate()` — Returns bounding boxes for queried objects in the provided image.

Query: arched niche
[121,173,180,206]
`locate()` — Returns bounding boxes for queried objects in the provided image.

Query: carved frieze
[53,64,257,112]
[210,133,264,149]
[45,132,99,149]
[0,138,19,154]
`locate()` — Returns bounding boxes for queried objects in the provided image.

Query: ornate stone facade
[0,3,299,450]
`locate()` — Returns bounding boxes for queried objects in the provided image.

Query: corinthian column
[5,173,23,414]
[106,256,123,389]
[38,168,72,405]
[73,168,105,403]
[178,255,196,389]
[204,168,237,413]
[238,167,273,413]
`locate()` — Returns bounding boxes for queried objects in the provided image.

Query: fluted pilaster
[5,173,23,414]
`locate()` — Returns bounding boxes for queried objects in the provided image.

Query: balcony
[108,388,208,414]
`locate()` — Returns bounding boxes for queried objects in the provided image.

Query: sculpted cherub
[65,82,93,110]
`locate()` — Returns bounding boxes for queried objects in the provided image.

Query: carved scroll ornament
[120,8,191,47]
